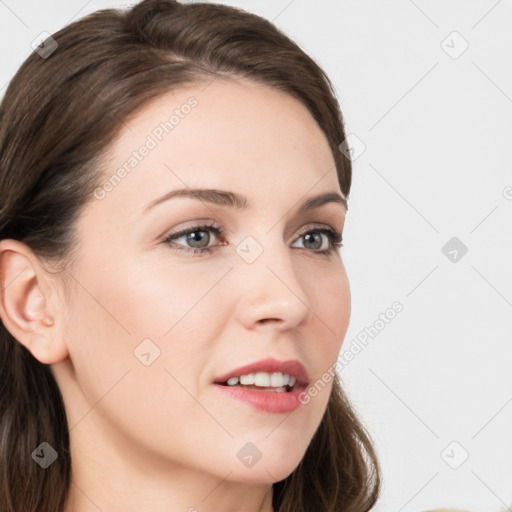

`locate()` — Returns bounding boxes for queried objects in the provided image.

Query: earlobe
[0,239,69,365]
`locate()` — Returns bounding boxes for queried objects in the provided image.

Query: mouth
[213,362,309,414]
[215,377,296,393]
[213,358,309,393]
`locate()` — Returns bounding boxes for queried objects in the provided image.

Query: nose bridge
[232,230,314,328]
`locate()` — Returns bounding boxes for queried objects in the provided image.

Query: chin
[227,452,304,485]
[226,465,297,485]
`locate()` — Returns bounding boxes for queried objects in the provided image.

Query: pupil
[188,231,209,248]
[305,233,321,250]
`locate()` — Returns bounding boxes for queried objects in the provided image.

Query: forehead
[90,78,341,221]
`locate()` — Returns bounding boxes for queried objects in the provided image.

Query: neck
[62,415,274,512]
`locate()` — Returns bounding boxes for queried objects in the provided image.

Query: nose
[232,237,315,331]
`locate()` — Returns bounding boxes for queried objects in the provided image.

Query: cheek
[61,258,225,456]
[297,266,349,418]
[65,256,232,392]
[113,256,233,334]
[309,260,350,356]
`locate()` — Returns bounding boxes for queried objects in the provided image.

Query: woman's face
[52,77,350,487]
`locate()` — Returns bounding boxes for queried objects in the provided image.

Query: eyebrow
[143,187,347,215]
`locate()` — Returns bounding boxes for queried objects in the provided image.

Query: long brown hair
[0,1,380,510]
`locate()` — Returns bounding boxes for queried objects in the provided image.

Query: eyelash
[162,221,343,256]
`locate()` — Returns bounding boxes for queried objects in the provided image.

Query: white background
[1,1,511,510]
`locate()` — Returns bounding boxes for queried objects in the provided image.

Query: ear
[0,239,69,364]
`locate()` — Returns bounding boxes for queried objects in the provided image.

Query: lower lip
[213,384,306,414]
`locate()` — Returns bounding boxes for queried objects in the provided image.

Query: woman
[0,1,380,510]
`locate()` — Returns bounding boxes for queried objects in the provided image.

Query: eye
[162,221,224,255]
[291,225,343,255]
[162,222,343,256]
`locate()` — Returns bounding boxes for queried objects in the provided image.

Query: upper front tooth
[239,374,255,385]
[270,372,286,387]
[254,372,270,386]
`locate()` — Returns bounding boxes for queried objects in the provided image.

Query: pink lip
[213,357,309,386]
[213,383,308,414]
[213,358,310,414]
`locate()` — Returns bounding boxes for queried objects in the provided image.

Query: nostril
[258,318,281,325]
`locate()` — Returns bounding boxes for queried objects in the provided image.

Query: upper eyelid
[166,221,340,239]
[295,222,340,234]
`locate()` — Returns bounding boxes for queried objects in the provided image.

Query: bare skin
[0,77,350,511]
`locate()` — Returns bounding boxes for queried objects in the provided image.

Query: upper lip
[213,357,309,386]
